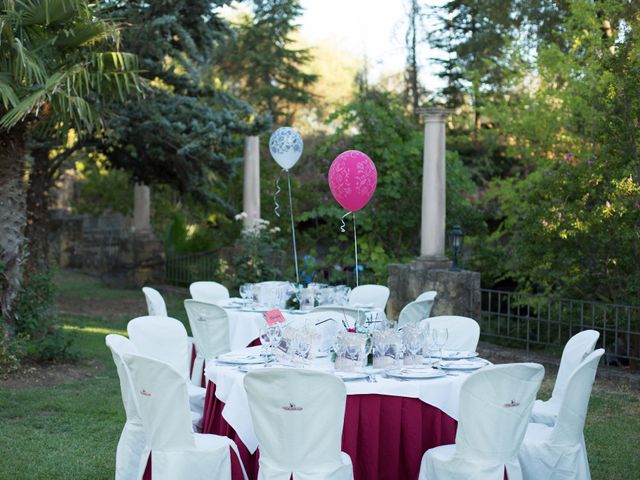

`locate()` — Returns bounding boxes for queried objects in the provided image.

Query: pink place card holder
[265,309,286,326]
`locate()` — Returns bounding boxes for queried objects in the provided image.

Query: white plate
[439,359,488,371]
[334,371,369,381]
[433,350,480,360]
[386,368,447,379]
[283,309,307,315]
[315,351,329,358]
[216,353,265,365]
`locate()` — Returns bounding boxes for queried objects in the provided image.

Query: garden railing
[480,289,640,369]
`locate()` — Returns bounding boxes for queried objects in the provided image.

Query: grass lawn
[0,270,638,479]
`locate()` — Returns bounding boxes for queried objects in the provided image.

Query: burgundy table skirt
[201,381,458,480]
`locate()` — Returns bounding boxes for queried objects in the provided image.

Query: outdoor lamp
[449,224,464,272]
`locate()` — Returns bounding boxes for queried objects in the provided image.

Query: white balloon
[269,127,303,171]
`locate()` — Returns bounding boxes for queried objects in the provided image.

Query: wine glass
[239,283,252,303]
[432,328,449,369]
[296,337,311,366]
[407,330,423,366]
[259,327,271,366]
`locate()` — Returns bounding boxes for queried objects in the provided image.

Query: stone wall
[50,209,164,287]
[387,257,481,320]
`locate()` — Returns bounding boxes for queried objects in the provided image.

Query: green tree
[476,0,640,302]
[219,0,317,125]
[101,0,266,214]
[0,0,139,327]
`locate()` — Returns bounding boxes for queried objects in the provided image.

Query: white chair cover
[531,330,600,426]
[244,368,354,480]
[184,299,231,385]
[519,349,604,480]
[311,305,366,331]
[122,353,247,480]
[289,310,344,354]
[190,281,230,304]
[348,284,390,311]
[142,287,168,317]
[106,334,147,480]
[398,293,436,329]
[419,363,544,480]
[127,316,206,423]
[415,290,437,302]
[420,315,481,351]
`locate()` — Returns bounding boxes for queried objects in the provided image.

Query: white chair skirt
[258,452,353,480]
[519,423,590,480]
[419,444,522,480]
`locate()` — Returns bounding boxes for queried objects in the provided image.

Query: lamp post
[449,225,464,272]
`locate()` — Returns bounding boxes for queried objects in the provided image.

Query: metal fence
[165,250,220,287]
[480,289,640,368]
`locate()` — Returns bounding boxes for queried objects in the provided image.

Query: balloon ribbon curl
[338,211,359,286]
[273,169,284,218]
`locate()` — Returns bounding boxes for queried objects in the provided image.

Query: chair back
[189,281,230,304]
[415,290,437,303]
[184,300,231,360]
[348,284,390,310]
[142,287,168,317]
[127,316,190,379]
[398,296,436,329]
[550,349,604,446]
[291,310,345,353]
[420,315,481,351]
[456,363,544,463]
[552,330,600,401]
[244,368,347,473]
[311,305,366,331]
[122,353,196,451]
[105,334,141,423]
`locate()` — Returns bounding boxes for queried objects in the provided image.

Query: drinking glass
[259,328,271,366]
[406,330,423,366]
[296,337,311,366]
[239,283,253,303]
[432,328,449,369]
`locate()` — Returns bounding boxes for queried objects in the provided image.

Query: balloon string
[353,212,359,287]
[287,171,300,285]
[273,169,284,217]
[340,211,350,233]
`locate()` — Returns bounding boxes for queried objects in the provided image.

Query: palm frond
[0,72,18,108]
[12,37,47,84]
[18,0,87,27]
[54,21,105,48]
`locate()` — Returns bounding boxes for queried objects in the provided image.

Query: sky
[299,0,446,90]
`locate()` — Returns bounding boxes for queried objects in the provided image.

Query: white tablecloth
[204,347,474,454]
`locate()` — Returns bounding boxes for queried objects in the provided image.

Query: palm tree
[0,0,140,329]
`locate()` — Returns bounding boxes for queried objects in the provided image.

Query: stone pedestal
[387,258,480,321]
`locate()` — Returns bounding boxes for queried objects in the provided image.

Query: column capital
[418,107,454,123]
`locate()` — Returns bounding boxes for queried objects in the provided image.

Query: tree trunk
[25,147,53,273]
[0,125,29,330]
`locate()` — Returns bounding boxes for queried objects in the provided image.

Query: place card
[265,309,286,326]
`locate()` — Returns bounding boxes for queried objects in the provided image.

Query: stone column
[243,136,261,230]
[133,183,151,233]
[419,108,452,263]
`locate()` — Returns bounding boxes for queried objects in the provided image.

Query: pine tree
[219,0,317,125]
[102,0,267,208]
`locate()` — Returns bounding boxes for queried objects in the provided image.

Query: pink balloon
[328,150,377,212]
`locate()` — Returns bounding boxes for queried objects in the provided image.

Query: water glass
[432,328,449,368]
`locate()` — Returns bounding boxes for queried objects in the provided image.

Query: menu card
[265,309,286,326]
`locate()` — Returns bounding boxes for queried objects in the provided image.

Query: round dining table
[201,348,479,480]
